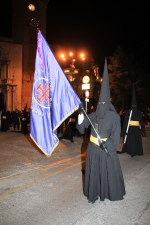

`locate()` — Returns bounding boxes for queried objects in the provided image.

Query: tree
[108,46,150,111]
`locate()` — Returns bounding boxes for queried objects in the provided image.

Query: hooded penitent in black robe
[59,111,78,142]
[121,86,146,157]
[76,58,125,203]
[21,103,28,134]
[1,110,9,132]
[21,111,28,134]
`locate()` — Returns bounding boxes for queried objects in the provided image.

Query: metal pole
[80,106,108,153]
[85,98,87,112]
[124,110,132,144]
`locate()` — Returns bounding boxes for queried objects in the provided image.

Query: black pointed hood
[96,58,115,119]
[99,58,110,102]
[23,103,27,113]
[131,85,137,109]
[23,103,28,117]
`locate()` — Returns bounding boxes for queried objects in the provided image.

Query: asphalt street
[0,127,150,225]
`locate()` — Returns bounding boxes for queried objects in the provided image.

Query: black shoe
[70,140,74,142]
[88,196,99,204]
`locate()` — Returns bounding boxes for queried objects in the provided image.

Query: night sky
[0,0,149,73]
[47,0,149,71]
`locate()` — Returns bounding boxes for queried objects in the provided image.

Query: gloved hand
[78,102,84,114]
[100,141,108,153]
[78,113,84,125]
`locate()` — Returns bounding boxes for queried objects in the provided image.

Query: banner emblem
[33,77,52,108]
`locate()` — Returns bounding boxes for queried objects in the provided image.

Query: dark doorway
[0,93,4,110]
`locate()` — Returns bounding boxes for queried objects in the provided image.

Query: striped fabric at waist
[90,134,108,146]
[129,120,139,126]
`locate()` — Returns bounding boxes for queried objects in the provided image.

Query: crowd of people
[0,108,30,134]
[57,106,149,145]
[1,103,149,144]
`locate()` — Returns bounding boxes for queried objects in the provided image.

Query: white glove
[78,113,84,125]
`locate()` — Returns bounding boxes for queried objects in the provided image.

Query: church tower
[12,0,49,110]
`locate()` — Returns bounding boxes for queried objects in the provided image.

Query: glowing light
[85,90,90,98]
[28,4,35,11]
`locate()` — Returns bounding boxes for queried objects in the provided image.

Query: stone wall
[22,43,36,111]
[0,41,22,111]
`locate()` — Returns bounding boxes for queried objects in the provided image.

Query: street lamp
[60,52,85,82]
[28,4,35,11]
[80,54,85,61]
[82,75,90,112]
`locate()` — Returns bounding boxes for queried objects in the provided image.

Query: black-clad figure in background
[76,58,125,203]
[1,110,9,132]
[119,85,146,157]
[21,106,28,134]
[12,109,20,130]
[119,110,125,136]
[59,111,78,142]
[6,110,12,128]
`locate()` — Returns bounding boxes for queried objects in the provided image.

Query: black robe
[59,112,77,142]
[76,110,125,202]
[122,109,146,156]
[21,111,28,134]
[1,111,9,132]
